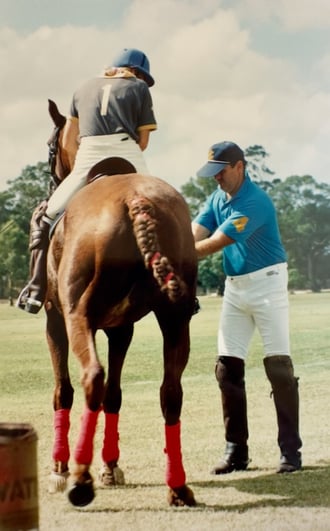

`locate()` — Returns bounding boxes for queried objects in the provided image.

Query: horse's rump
[47,173,197,325]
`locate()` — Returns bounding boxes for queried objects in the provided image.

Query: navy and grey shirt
[69,75,157,141]
[194,173,287,276]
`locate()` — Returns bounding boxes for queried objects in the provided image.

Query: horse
[42,99,198,507]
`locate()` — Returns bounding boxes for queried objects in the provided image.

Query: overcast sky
[1,0,330,191]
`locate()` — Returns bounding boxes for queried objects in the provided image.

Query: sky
[1,0,330,192]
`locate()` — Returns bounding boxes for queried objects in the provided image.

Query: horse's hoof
[48,471,69,493]
[99,462,125,486]
[167,485,197,507]
[67,482,95,507]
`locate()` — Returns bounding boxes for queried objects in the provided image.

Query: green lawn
[0,293,329,530]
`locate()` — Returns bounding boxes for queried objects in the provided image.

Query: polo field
[0,292,329,530]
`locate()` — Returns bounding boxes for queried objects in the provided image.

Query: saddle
[86,156,137,183]
[40,157,138,239]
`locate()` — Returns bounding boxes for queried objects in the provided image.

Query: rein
[47,121,67,188]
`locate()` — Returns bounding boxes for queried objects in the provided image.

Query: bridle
[47,123,64,188]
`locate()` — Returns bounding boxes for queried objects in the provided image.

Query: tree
[0,222,28,299]
[244,145,275,182]
[181,177,217,219]
[5,162,51,229]
[266,175,330,291]
[0,190,12,225]
[197,253,225,295]
[0,162,50,298]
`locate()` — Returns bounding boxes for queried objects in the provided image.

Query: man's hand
[191,222,234,258]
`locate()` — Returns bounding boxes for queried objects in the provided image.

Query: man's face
[213,160,244,196]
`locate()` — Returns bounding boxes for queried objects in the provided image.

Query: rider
[17,47,157,314]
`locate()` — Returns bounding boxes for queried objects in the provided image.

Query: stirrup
[16,286,29,310]
[25,297,43,314]
[16,287,43,314]
[193,297,201,315]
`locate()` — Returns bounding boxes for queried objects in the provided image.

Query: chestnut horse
[43,100,198,507]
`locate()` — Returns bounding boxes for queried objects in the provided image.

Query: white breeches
[218,263,290,360]
[46,134,149,219]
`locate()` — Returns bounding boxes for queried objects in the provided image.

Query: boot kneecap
[215,356,245,386]
[263,355,297,388]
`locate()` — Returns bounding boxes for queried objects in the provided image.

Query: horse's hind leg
[46,304,74,494]
[157,314,196,507]
[63,311,105,506]
[99,324,134,486]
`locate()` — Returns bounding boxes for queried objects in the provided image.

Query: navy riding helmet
[112,48,154,87]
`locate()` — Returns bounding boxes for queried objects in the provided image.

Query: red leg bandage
[102,412,120,463]
[52,408,70,462]
[74,407,100,465]
[164,422,186,488]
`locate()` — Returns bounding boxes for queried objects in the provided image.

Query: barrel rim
[0,422,37,444]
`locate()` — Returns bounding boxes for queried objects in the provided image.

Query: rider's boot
[264,355,302,473]
[211,356,250,474]
[16,204,52,314]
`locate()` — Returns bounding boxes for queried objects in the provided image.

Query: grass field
[0,293,330,530]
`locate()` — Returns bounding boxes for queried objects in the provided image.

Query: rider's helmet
[112,48,154,87]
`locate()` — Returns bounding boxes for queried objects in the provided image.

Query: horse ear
[48,99,66,129]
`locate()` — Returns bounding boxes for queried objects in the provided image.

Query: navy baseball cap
[196,141,245,177]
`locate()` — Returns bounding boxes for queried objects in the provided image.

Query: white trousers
[218,263,290,360]
[46,134,149,219]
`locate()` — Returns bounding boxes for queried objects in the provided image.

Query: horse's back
[69,173,190,223]
[64,173,195,260]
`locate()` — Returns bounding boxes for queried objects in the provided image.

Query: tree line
[0,146,329,300]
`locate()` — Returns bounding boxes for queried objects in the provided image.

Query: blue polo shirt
[194,174,287,276]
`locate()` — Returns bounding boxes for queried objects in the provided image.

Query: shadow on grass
[191,464,330,511]
[76,465,330,514]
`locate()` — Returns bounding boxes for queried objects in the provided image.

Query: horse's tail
[128,197,186,302]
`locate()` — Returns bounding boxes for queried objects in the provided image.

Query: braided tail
[128,197,186,302]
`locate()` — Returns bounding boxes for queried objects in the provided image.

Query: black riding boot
[16,203,52,314]
[264,355,302,473]
[211,356,249,474]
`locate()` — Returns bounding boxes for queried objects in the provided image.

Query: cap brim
[196,161,228,178]
[135,67,154,87]
[144,73,154,87]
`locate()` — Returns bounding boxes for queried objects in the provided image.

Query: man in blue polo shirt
[192,141,302,474]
